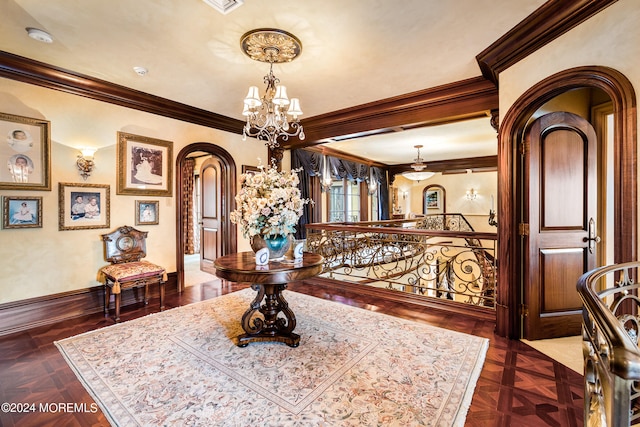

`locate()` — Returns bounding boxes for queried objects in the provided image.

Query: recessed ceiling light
[26,27,53,43]
[133,66,148,76]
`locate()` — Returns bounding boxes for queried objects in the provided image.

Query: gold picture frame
[241,165,260,176]
[135,200,159,225]
[2,196,42,229]
[59,182,110,231]
[117,132,173,196]
[425,189,442,209]
[0,112,51,191]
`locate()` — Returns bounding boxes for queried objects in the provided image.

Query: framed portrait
[59,182,110,230]
[0,112,51,191]
[425,189,442,209]
[117,132,173,197]
[2,196,42,229]
[135,200,159,225]
[241,165,260,176]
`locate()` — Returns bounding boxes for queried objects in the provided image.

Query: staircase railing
[577,262,640,426]
[305,214,497,309]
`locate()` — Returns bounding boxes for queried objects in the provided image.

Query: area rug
[55,289,488,426]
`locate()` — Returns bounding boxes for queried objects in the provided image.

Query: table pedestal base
[237,283,300,348]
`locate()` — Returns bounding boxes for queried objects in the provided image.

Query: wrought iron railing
[305,214,497,308]
[578,262,640,427]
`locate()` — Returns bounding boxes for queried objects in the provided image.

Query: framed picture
[241,165,260,176]
[59,182,110,230]
[135,200,159,225]
[425,189,442,209]
[117,132,173,196]
[2,196,42,229]
[0,112,51,191]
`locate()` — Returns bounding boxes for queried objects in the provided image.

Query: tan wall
[393,171,498,233]
[0,77,276,304]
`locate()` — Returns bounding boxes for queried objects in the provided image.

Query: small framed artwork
[425,189,442,209]
[0,112,51,191]
[117,132,173,197]
[2,196,42,229]
[135,200,159,225]
[241,165,260,176]
[59,182,110,231]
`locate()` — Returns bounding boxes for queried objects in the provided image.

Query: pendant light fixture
[240,28,305,148]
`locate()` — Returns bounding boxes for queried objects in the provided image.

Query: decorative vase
[250,234,291,261]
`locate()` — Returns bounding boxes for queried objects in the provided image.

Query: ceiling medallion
[240,28,302,63]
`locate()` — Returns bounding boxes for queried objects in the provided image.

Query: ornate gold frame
[2,196,42,229]
[58,182,110,231]
[117,132,173,197]
[0,112,51,191]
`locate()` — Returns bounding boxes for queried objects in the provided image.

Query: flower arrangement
[230,162,310,239]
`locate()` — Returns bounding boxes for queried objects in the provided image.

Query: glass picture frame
[59,182,110,230]
[117,132,173,197]
[2,196,42,229]
[135,200,159,225]
[0,112,51,191]
[425,189,442,209]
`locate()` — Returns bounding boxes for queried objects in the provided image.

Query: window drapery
[182,158,196,254]
[292,149,390,232]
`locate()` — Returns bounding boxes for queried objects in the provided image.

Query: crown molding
[292,76,498,149]
[476,0,618,85]
[0,50,244,133]
[388,155,497,178]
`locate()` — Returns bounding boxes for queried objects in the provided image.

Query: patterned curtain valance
[292,149,390,220]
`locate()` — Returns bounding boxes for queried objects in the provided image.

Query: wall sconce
[402,191,408,200]
[466,188,477,200]
[76,147,96,180]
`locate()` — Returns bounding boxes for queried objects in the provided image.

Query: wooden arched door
[496,66,637,339]
[522,112,598,339]
[176,143,237,292]
[199,158,221,274]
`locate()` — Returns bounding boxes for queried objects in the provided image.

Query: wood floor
[0,279,583,427]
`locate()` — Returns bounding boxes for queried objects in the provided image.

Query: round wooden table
[214,251,324,347]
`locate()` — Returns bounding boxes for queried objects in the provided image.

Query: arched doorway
[423,184,446,214]
[496,66,637,338]
[175,143,237,292]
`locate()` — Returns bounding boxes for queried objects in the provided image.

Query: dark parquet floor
[0,279,583,427]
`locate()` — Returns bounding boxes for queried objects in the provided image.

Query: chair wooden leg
[159,281,165,310]
[114,292,121,322]
[104,284,111,315]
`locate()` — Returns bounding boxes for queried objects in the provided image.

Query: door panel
[542,132,584,229]
[200,158,220,274]
[524,111,598,340]
[540,248,585,312]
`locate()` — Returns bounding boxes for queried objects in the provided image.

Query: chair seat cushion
[101,261,166,282]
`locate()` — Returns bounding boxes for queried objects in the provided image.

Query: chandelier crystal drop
[240,29,305,148]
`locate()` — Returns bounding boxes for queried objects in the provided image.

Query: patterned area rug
[55,289,488,426]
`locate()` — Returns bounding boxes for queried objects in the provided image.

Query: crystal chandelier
[241,29,305,148]
[402,145,435,181]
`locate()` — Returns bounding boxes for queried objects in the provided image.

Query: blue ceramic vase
[251,234,291,261]
[263,235,290,260]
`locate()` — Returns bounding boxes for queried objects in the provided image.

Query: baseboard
[0,272,177,337]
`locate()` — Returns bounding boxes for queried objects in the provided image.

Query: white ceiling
[0,0,546,163]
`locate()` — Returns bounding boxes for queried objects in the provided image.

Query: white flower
[230,163,312,238]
